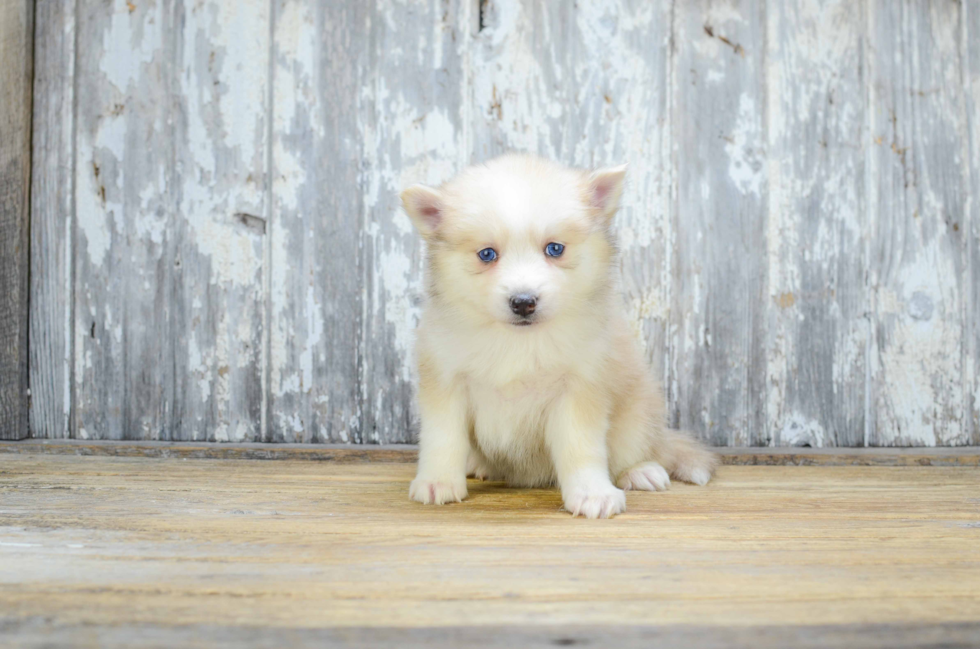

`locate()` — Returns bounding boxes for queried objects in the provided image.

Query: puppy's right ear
[401,185,445,238]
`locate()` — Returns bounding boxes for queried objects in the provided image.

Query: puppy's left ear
[586,164,627,219]
[401,184,445,238]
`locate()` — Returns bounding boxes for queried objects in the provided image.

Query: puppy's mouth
[511,319,536,327]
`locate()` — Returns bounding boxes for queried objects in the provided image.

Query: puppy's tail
[659,429,720,486]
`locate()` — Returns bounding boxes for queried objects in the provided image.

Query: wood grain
[170,1,269,441]
[72,0,176,439]
[28,0,75,440]
[1,456,979,641]
[357,0,469,443]
[670,0,768,445]
[764,0,868,447]
[69,1,271,441]
[268,0,367,443]
[965,0,980,446]
[0,0,33,441]
[866,0,971,446]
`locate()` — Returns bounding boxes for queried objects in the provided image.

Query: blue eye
[545,242,565,257]
[478,248,498,262]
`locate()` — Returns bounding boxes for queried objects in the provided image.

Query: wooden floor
[1,453,979,647]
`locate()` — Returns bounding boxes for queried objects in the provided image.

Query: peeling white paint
[188,334,211,403]
[779,413,827,448]
[75,136,112,268]
[301,285,323,392]
[100,2,160,94]
[725,93,764,196]
[875,237,964,446]
[190,220,262,287]
[374,244,420,384]
[280,374,300,396]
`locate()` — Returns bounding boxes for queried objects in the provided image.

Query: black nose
[510,294,537,317]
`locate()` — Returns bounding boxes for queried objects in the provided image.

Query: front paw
[562,481,626,519]
[409,476,468,505]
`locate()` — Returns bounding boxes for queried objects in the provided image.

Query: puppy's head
[401,155,626,329]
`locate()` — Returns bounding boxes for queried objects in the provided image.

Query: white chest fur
[424,311,612,486]
[466,373,566,487]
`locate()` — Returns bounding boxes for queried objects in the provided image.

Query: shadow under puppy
[401,154,718,519]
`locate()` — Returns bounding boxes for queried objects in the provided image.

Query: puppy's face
[402,155,625,329]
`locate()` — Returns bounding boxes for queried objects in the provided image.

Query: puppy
[400,154,718,519]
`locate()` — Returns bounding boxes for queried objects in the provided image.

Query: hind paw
[466,451,501,481]
[672,464,714,486]
[617,462,671,491]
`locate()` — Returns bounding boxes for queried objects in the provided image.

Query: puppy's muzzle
[509,294,537,318]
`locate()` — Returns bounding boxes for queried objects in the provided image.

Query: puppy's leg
[607,377,717,489]
[660,429,719,486]
[607,385,671,492]
[615,433,717,488]
[547,387,626,519]
[409,367,470,505]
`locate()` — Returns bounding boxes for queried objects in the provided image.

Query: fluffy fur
[401,154,718,519]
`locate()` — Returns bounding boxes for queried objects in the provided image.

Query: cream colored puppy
[401,154,718,519]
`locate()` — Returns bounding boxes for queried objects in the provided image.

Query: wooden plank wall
[0,0,33,441]
[28,0,980,446]
[28,0,72,441]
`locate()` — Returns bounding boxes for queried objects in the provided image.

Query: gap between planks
[0,440,978,466]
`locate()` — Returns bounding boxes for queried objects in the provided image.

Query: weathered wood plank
[171,1,269,441]
[866,0,971,445]
[965,0,980,446]
[269,0,468,443]
[764,0,868,447]
[470,0,675,397]
[72,0,268,441]
[73,0,177,439]
[29,0,75,440]
[358,0,470,443]
[670,0,768,446]
[268,0,368,442]
[0,0,33,441]
[607,0,675,391]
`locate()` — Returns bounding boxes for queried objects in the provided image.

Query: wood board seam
[1,440,978,466]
